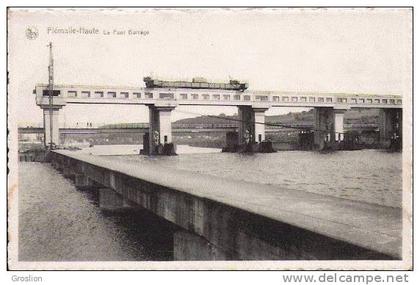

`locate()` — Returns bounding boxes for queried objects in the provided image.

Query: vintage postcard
[7,7,413,270]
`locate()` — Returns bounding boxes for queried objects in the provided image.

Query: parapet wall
[49,150,401,260]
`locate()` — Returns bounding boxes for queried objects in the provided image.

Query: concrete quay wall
[49,151,400,260]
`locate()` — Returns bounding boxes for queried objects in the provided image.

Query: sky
[8,8,412,127]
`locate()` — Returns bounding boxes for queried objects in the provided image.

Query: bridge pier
[62,166,75,179]
[238,106,268,144]
[238,106,253,144]
[142,104,177,155]
[379,108,402,150]
[98,187,133,211]
[174,230,230,260]
[334,109,345,142]
[313,107,346,150]
[254,108,267,143]
[75,174,96,189]
[223,105,274,153]
[41,107,62,148]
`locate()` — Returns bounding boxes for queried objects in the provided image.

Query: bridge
[34,82,402,153]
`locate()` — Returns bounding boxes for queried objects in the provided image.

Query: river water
[18,146,402,261]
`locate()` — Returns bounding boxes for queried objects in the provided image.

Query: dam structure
[34,77,403,154]
[47,149,401,260]
[30,75,403,260]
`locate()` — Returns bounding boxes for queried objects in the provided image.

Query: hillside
[172,109,379,126]
[100,109,379,128]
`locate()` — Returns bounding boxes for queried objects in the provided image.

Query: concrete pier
[174,230,229,260]
[42,108,61,147]
[50,150,401,260]
[238,105,269,144]
[379,108,402,149]
[334,109,345,142]
[314,107,347,150]
[36,93,65,148]
[314,107,333,150]
[143,104,177,155]
[98,187,133,211]
[223,105,274,153]
[75,173,95,189]
[62,167,74,179]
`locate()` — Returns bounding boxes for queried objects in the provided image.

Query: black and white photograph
[6,7,412,271]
